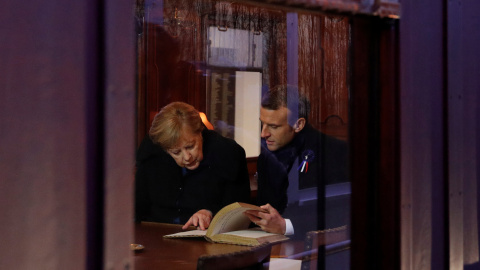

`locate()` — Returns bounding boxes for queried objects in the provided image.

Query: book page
[163,229,207,238]
[207,202,264,236]
[210,207,251,234]
[208,227,289,246]
[222,229,278,239]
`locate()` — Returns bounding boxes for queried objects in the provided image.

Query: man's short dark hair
[261,85,310,125]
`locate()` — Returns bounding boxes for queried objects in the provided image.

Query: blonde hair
[149,102,204,150]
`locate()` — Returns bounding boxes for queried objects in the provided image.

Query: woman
[135,102,251,230]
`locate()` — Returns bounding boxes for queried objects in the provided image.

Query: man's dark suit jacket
[256,124,348,239]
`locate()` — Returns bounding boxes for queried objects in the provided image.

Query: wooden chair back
[302,226,350,270]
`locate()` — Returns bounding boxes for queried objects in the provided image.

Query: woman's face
[166,126,203,170]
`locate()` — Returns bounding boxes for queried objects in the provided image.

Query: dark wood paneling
[447,0,464,267]
[240,0,400,18]
[1,1,94,269]
[103,0,136,269]
[350,15,400,270]
[349,16,376,270]
[317,15,350,126]
[0,1,135,269]
[136,23,206,144]
[460,0,480,264]
[136,1,351,143]
[378,18,400,269]
[399,0,447,269]
[447,0,480,266]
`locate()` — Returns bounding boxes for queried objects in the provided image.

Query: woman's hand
[182,209,213,230]
[244,204,286,234]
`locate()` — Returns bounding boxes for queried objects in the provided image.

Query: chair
[197,243,272,270]
[301,226,350,270]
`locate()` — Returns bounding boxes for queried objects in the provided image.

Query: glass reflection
[135,0,351,268]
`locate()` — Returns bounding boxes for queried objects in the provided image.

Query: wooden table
[134,222,304,270]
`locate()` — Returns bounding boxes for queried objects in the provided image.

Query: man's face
[260,106,296,152]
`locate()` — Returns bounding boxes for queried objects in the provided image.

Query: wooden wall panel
[350,15,400,270]
[378,18,400,269]
[317,15,349,125]
[103,0,136,269]
[461,0,480,264]
[0,1,135,269]
[349,16,376,270]
[447,0,465,268]
[400,1,446,269]
[0,1,91,269]
[296,13,349,138]
[400,0,480,269]
[137,22,205,144]
[245,0,400,18]
[136,1,351,143]
[448,0,480,266]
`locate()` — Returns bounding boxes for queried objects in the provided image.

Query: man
[245,85,348,239]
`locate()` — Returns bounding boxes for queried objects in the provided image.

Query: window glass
[136,0,351,268]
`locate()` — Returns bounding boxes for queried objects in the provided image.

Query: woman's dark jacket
[135,128,251,224]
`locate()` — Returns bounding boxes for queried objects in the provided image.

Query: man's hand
[244,204,286,234]
[182,209,213,230]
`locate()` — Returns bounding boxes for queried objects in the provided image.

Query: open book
[164,202,289,246]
